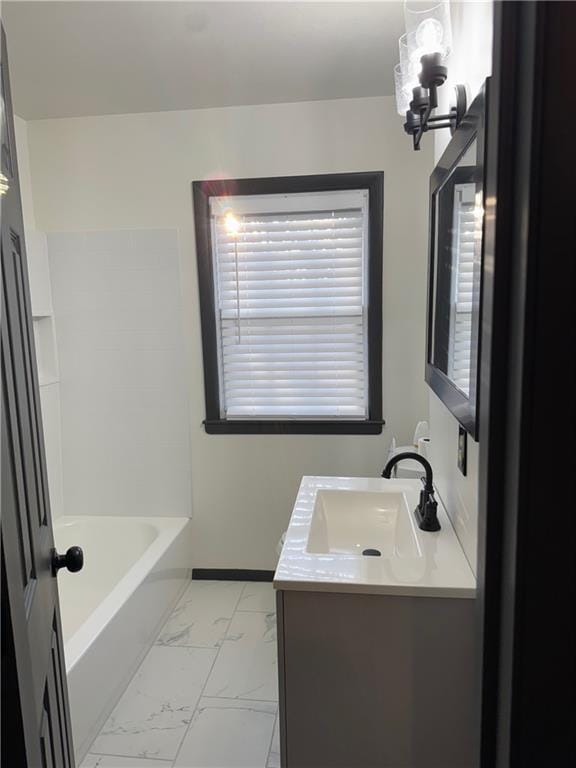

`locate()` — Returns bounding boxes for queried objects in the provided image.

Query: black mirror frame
[425,81,488,441]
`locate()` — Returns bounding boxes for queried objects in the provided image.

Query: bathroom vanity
[274,477,476,768]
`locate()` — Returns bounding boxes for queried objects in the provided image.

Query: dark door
[477,1,576,765]
[1,26,77,768]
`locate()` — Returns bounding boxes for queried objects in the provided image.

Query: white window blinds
[448,182,480,396]
[209,190,369,420]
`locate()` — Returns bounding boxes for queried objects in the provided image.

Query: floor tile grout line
[235,584,278,767]
[244,583,278,767]
[236,581,276,614]
[88,582,278,768]
[154,581,266,647]
[175,693,278,704]
[187,693,277,703]
[265,712,279,768]
[154,642,229,650]
[86,622,179,757]
[171,581,250,767]
[82,750,172,765]
[235,608,277,614]
[154,613,276,648]
[90,582,248,766]
[87,640,213,761]
[150,578,195,648]
[167,619,232,766]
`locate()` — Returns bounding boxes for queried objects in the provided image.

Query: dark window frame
[192,172,385,435]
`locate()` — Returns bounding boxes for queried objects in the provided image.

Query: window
[193,173,384,434]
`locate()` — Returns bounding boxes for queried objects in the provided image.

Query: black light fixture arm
[404,53,467,151]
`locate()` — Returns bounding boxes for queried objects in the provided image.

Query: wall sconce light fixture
[394,1,467,151]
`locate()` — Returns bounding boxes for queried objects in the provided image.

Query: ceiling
[3,1,404,120]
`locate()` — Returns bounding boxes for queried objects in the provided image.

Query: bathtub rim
[54,515,190,670]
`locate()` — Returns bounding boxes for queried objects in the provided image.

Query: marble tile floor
[83,582,280,768]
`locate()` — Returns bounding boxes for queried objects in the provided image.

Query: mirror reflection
[432,139,483,398]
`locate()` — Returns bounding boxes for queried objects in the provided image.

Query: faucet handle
[416,497,441,532]
[419,474,435,494]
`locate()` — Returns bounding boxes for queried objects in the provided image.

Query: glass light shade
[394,64,412,116]
[404,1,452,63]
[399,32,422,84]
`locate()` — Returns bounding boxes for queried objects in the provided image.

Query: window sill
[203,419,385,435]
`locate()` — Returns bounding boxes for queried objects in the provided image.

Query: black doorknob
[52,546,84,575]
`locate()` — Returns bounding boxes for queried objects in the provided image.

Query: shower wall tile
[48,230,192,518]
[83,229,133,255]
[40,383,64,520]
[26,229,64,519]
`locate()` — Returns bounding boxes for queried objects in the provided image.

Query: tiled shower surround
[82,581,280,768]
[47,229,191,519]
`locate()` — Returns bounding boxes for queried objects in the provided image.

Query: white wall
[428,0,493,574]
[435,1,494,160]
[14,115,65,519]
[429,392,480,571]
[14,115,35,231]
[25,95,433,568]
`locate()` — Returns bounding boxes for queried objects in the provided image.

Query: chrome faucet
[381,452,440,532]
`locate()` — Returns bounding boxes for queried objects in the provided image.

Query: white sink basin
[306,489,421,558]
[274,477,476,598]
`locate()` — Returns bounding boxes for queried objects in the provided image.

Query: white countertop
[274,476,476,599]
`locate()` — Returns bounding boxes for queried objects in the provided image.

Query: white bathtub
[53,515,192,762]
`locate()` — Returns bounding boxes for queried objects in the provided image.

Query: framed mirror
[426,82,487,440]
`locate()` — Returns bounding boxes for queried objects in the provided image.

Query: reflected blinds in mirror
[448,183,476,396]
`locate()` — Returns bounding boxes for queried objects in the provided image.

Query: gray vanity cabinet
[276,588,476,768]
